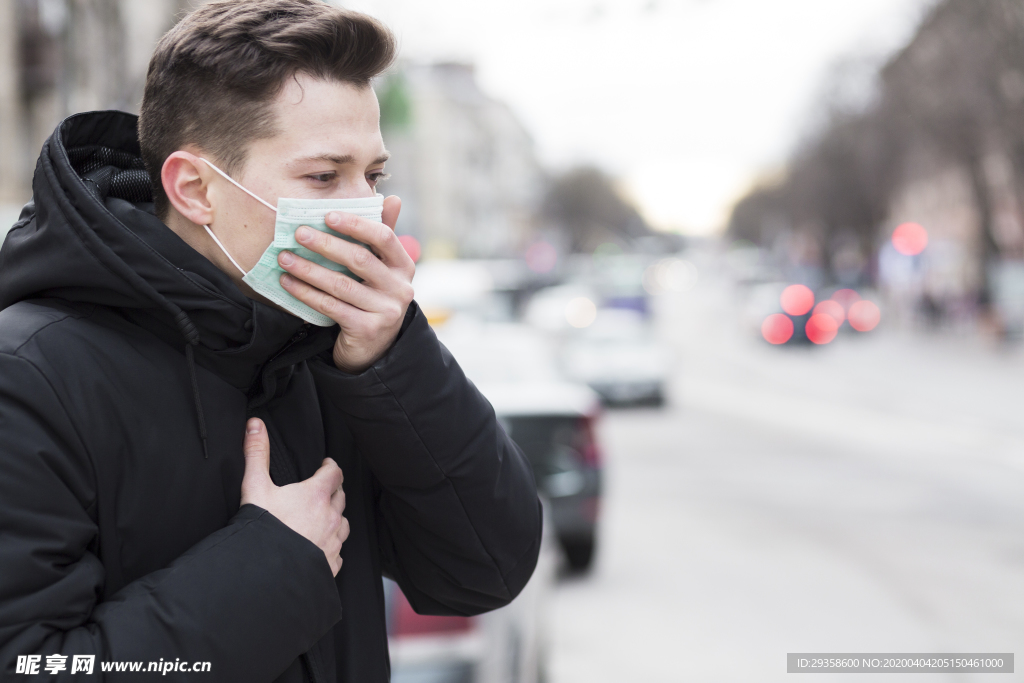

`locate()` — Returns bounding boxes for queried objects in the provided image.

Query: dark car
[503,412,602,570]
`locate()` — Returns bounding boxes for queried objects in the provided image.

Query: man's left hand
[277,195,415,373]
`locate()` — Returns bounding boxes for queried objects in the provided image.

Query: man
[0,1,542,681]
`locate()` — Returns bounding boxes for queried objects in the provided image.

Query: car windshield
[503,415,582,474]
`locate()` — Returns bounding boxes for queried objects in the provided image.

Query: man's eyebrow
[298,153,354,165]
[296,152,391,165]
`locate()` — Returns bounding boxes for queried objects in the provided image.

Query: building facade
[0,0,188,205]
[380,62,543,259]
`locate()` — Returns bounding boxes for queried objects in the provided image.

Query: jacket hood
[0,110,334,391]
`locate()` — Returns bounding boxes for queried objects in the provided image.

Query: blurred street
[550,264,1024,682]
[7,2,1024,682]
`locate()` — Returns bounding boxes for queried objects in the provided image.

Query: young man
[0,1,541,681]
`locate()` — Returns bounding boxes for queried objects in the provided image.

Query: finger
[280,272,363,326]
[292,222,395,285]
[382,195,401,231]
[323,211,414,274]
[331,486,346,516]
[338,515,351,545]
[311,457,343,493]
[278,251,386,311]
[326,528,344,575]
[241,418,272,501]
[286,225,414,307]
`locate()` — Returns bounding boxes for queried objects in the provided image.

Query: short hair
[138,0,397,218]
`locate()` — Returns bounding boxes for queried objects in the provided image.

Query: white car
[560,308,671,406]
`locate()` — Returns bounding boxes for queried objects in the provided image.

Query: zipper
[285,325,309,348]
[262,325,310,367]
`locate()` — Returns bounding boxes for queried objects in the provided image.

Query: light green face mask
[199,158,384,327]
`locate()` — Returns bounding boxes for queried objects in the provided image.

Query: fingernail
[280,273,294,287]
[279,251,294,266]
[296,226,312,242]
[246,420,260,434]
[326,212,340,225]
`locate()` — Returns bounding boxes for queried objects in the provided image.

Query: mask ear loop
[198,157,279,212]
[195,157,279,276]
[202,225,248,276]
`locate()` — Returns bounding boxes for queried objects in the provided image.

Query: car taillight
[575,412,602,467]
[389,587,475,638]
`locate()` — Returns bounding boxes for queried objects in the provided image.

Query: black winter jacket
[0,111,542,682]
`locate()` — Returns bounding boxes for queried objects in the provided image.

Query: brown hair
[138,0,397,218]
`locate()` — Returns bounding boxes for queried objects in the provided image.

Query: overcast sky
[347,0,933,235]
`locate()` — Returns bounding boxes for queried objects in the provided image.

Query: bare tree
[728,0,1024,289]
[541,167,652,253]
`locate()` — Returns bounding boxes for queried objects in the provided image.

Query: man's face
[204,73,389,276]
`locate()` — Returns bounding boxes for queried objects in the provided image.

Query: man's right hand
[240,417,349,576]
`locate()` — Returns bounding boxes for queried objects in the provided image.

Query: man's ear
[162,151,213,226]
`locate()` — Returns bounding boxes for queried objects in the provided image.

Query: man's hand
[277,195,414,373]
[239,418,349,576]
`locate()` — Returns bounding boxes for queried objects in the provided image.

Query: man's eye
[308,173,335,183]
[368,172,391,184]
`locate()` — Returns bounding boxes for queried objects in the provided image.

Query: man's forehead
[273,74,378,120]
[265,77,385,163]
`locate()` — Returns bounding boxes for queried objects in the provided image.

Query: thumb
[241,418,272,503]
[382,195,401,231]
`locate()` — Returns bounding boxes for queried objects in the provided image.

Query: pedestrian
[0,1,542,681]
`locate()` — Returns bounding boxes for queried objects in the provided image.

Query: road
[549,265,1024,682]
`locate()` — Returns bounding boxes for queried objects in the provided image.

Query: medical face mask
[199,158,384,327]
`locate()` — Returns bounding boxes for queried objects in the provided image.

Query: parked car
[435,318,604,571]
[560,308,671,406]
[489,383,603,570]
[521,283,600,333]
